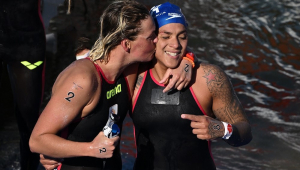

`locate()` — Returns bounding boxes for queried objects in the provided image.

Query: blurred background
[1,0,300,169]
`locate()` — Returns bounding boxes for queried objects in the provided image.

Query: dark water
[1,0,300,169]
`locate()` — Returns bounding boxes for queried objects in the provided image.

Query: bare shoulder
[194,62,247,123]
[49,60,101,111]
[197,62,230,98]
[34,60,100,133]
[52,59,99,95]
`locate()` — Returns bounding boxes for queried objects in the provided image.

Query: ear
[121,39,131,52]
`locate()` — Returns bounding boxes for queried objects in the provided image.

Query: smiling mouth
[165,51,180,57]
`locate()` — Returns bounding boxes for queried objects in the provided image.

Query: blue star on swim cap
[150,2,187,28]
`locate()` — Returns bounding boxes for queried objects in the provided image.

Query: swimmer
[29,1,193,170]
[131,3,252,169]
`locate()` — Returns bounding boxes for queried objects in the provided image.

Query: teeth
[165,51,179,56]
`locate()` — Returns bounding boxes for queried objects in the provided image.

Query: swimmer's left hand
[40,154,63,170]
[160,59,192,93]
[181,114,225,140]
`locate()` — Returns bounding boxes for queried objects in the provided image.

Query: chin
[166,62,180,69]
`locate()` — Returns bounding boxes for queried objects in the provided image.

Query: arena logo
[21,61,43,70]
[107,84,122,99]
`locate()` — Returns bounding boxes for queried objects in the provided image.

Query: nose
[153,35,158,44]
[169,38,181,49]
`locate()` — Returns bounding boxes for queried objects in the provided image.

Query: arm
[182,63,252,147]
[29,60,119,158]
[160,59,193,92]
[125,52,194,95]
[205,64,252,146]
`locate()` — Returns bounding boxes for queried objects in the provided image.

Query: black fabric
[0,0,45,169]
[131,69,216,170]
[61,61,131,170]
[59,164,103,170]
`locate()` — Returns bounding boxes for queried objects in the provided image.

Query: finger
[163,75,178,93]
[104,138,114,145]
[192,128,209,135]
[183,81,190,88]
[159,69,172,84]
[105,136,119,146]
[190,121,207,129]
[174,77,184,90]
[40,154,60,166]
[44,163,60,170]
[181,114,205,121]
[40,159,60,165]
[111,136,120,145]
[196,134,211,140]
[176,80,185,91]
[162,82,173,93]
[99,131,105,136]
[107,145,116,152]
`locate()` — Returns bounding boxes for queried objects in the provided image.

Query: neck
[151,58,168,82]
[94,47,130,82]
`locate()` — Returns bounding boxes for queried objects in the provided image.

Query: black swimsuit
[131,69,216,170]
[0,0,45,169]
[58,59,131,170]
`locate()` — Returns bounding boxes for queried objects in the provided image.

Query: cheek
[181,40,188,49]
[141,41,155,53]
[157,39,168,48]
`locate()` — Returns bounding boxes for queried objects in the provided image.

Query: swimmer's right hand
[90,131,119,158]
[40,154,62,170]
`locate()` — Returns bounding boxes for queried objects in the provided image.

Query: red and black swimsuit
[58,59,131,170]
[131,69,215,170]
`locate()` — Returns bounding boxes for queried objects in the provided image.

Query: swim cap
[150,2,187,28]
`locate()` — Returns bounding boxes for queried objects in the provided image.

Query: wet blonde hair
[88,0,150,63]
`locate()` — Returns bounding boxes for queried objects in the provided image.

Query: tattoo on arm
[202,64,227,98]
[135,75,143,90]
[73,82,83,89]
[65,92,75,102]
[202,64,246,123]
[213,93,245,123]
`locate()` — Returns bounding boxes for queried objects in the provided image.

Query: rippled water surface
[1,0,300,169]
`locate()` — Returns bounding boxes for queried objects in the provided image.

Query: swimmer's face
[155,23,188,69]
[129,17,158,62]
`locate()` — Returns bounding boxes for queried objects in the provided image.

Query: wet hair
[89,0,150,63]
[75,37,93,55]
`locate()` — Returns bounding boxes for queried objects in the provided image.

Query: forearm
[29,134,91,158]
[224,121,252,147]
